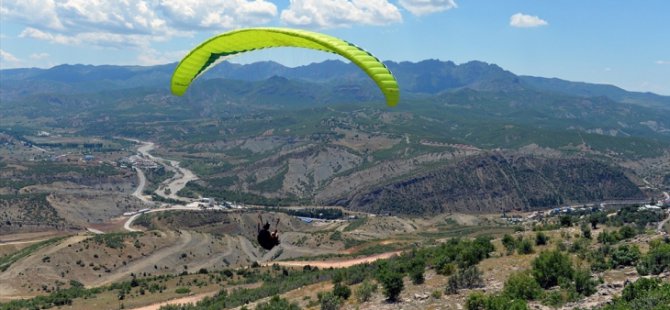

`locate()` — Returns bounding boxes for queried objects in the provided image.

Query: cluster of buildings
[118,155,159,169]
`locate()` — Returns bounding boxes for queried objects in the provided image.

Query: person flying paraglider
[257,214,280,250]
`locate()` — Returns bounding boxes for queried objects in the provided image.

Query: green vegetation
[466,292,528,310]
[599,278,670,310]
[446,266,484,294]
[354,280,377,302]
[255,295,300,310]
[343,217,366,232]
[503,271,542,301]
[636,238,670,275]
[0,236,65,272]
[252,207,344,220]
[532,250,574,289]
[91,232,143,249]
[377,265,404,302]
[250,165,288,192]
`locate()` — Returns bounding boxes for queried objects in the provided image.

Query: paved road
[123,206,202,232]
[131,166,150,203]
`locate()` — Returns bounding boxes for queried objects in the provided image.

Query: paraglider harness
[257,215,280,250]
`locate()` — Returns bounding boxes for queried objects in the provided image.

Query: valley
[1,60,670,309]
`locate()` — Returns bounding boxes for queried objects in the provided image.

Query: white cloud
[1,0,278,47]
[398,0,457,16]
[656,60,670,65]
[30,52,50,60]
[0,49,21,63]
[280,0,402,28]
[159,0,277,29]
[0,49,22,68]
[510,13,548,28]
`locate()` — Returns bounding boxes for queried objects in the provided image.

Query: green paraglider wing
[171,27,399,106]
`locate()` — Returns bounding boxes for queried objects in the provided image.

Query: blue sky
[1,0,668,94]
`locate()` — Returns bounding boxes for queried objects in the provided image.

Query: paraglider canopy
[171,27,399,106]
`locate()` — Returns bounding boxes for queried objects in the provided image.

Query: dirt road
[269,251,402,269]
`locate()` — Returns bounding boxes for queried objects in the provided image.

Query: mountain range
[1,59,668,213]
[2,59,669,110]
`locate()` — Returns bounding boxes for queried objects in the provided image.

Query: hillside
[344,153,645,215]
[1,60,669,216]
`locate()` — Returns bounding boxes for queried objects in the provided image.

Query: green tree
[503,271,542,300]
[378,269,404,302]
[573,268,597,296]
[502,234,517,255]
[532,250,574,289]
[560,215,572,227]
[535,232,548,246]
[332,283,351,301]
[409,258,426,284]
[610,244,641,268]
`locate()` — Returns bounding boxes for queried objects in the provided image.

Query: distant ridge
[1,59,668,109]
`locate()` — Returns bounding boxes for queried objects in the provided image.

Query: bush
[609,244,641,268]
[503,271,542,300]
[517,239,534,255]
[636,239,670,275]
[602,278,670,310]
[580,223,592,239]
[446,266,484,294]
[502,234,517,255]
[378,269,404,302]
[573,269,597,296]
[619,225,636,239]
[332,283,351,301]
[532,250,574,289]
[255,295,300,310]
[560,216,572,227]
[535,232,548,246]
[466,292,529,310]
[409,258,426,284]
[355,280,377,303]
[175,287,190,294]
[318,292,341,310]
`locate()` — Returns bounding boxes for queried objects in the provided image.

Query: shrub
[573,269,597,296]
[378,269,404,302]
[502,234,517,255]
[318,292,340,310]
[466,292,529,310]
[355,280,377,302]
[409,258,426,284]
[609,244,641,268]
[175,287,190,294]
[636,239,670,275]
[560,216,572,227]
[255,295,300,310]
[503,271,542,300]
[535,232,548,246]
[517,239,534,255]
[332,283,351,301]
[446,266,484,294]
[619,225,636,239]
[532,250,574,289]
[580,223,592,239]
